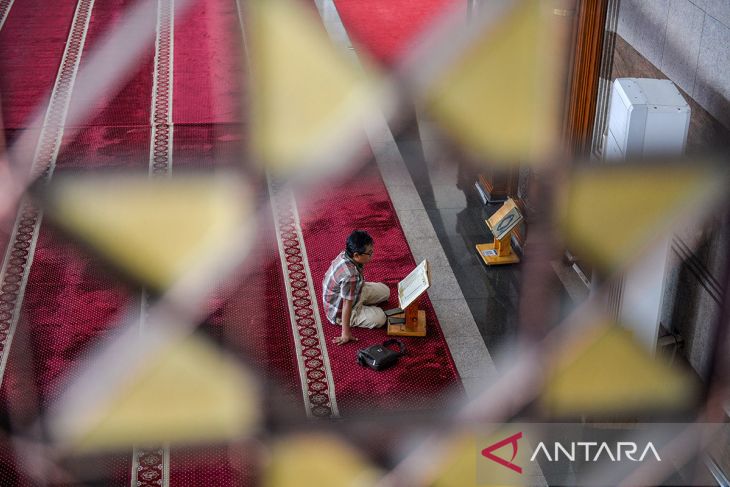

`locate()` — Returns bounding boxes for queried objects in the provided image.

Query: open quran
[389,259,431,337]
[398,259,430,309]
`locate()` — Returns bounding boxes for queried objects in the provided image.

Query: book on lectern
[486,197,523,241]
[397,259,431,310]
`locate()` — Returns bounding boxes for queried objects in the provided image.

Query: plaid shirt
[322,251,363,324]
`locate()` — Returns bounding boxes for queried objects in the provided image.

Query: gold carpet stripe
[132,0,174,484]
[267,176,340,418]
[0,0,15,31]
[0,0,95,383]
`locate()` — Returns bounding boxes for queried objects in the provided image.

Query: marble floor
[393,115,586,353]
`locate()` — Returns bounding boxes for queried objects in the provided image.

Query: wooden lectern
[387,260,431,337]
[476,197,522,266]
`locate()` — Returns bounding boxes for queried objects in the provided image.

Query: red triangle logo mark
[481,431,523,474]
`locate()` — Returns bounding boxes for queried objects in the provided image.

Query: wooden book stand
[476,197,522,266]
[387,259,430,337]
[387,298,427,337]
[476,233,520,265]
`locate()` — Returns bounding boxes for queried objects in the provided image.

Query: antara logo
[530,441,661,463]
[481,432,662,475]
[481,432,523,474]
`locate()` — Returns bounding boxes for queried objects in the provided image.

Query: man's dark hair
[345,230,373,257]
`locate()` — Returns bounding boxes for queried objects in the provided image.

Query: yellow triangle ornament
[263,434,381,487]
[559,164,718,271]
[65,335,260,452]
[45,174,251,291]
[541,322,697,416]
[425,1,563,165]
[247,0,383,175]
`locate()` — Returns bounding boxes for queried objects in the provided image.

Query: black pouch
[356,339,406,371]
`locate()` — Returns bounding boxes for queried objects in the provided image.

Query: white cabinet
[605,78,690,160]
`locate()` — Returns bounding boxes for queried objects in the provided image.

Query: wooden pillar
[562,0,610,157]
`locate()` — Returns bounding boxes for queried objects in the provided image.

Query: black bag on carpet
[356,339,406,371]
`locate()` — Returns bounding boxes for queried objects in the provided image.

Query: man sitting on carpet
[322,230,390,345]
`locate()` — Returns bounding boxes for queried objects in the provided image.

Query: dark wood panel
[563,0,609,157]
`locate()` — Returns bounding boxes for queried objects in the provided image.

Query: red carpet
[0,0,80,129]
[0,0,145,415]
[297,164,463,415]
[216,196,309,414]
[0,0,244,484]
[0,0,462,484]
[0,0,147,484]
[333,0,461,65]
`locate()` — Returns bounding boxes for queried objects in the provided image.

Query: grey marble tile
[407,236,451,268]
[687,0,707,9]
[661,0,705,94]
[459,376,491,399]
[686,280,720,378]
[707,217,730,284]
[427,184,467,210]
[466,298,520,350]
[694,15,730,127]
[452,264,502,300]
[418,134,451,167]
[378,162,414,186]
[702,0,730,28]
[431,298,483,339]
[414,107,442,141]
[445,334,497,379]
[371,140,406,167]
[397,209,439,239]
[386,184,425,211]
[423,161,460,186]
[618,0,671,68]
[427,264,466,300]
[425,207,490,242]
[662,234,723,380]
[550,260,589,304]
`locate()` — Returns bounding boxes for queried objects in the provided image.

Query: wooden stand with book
[476,197,522,266]
[387,260,431,337]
